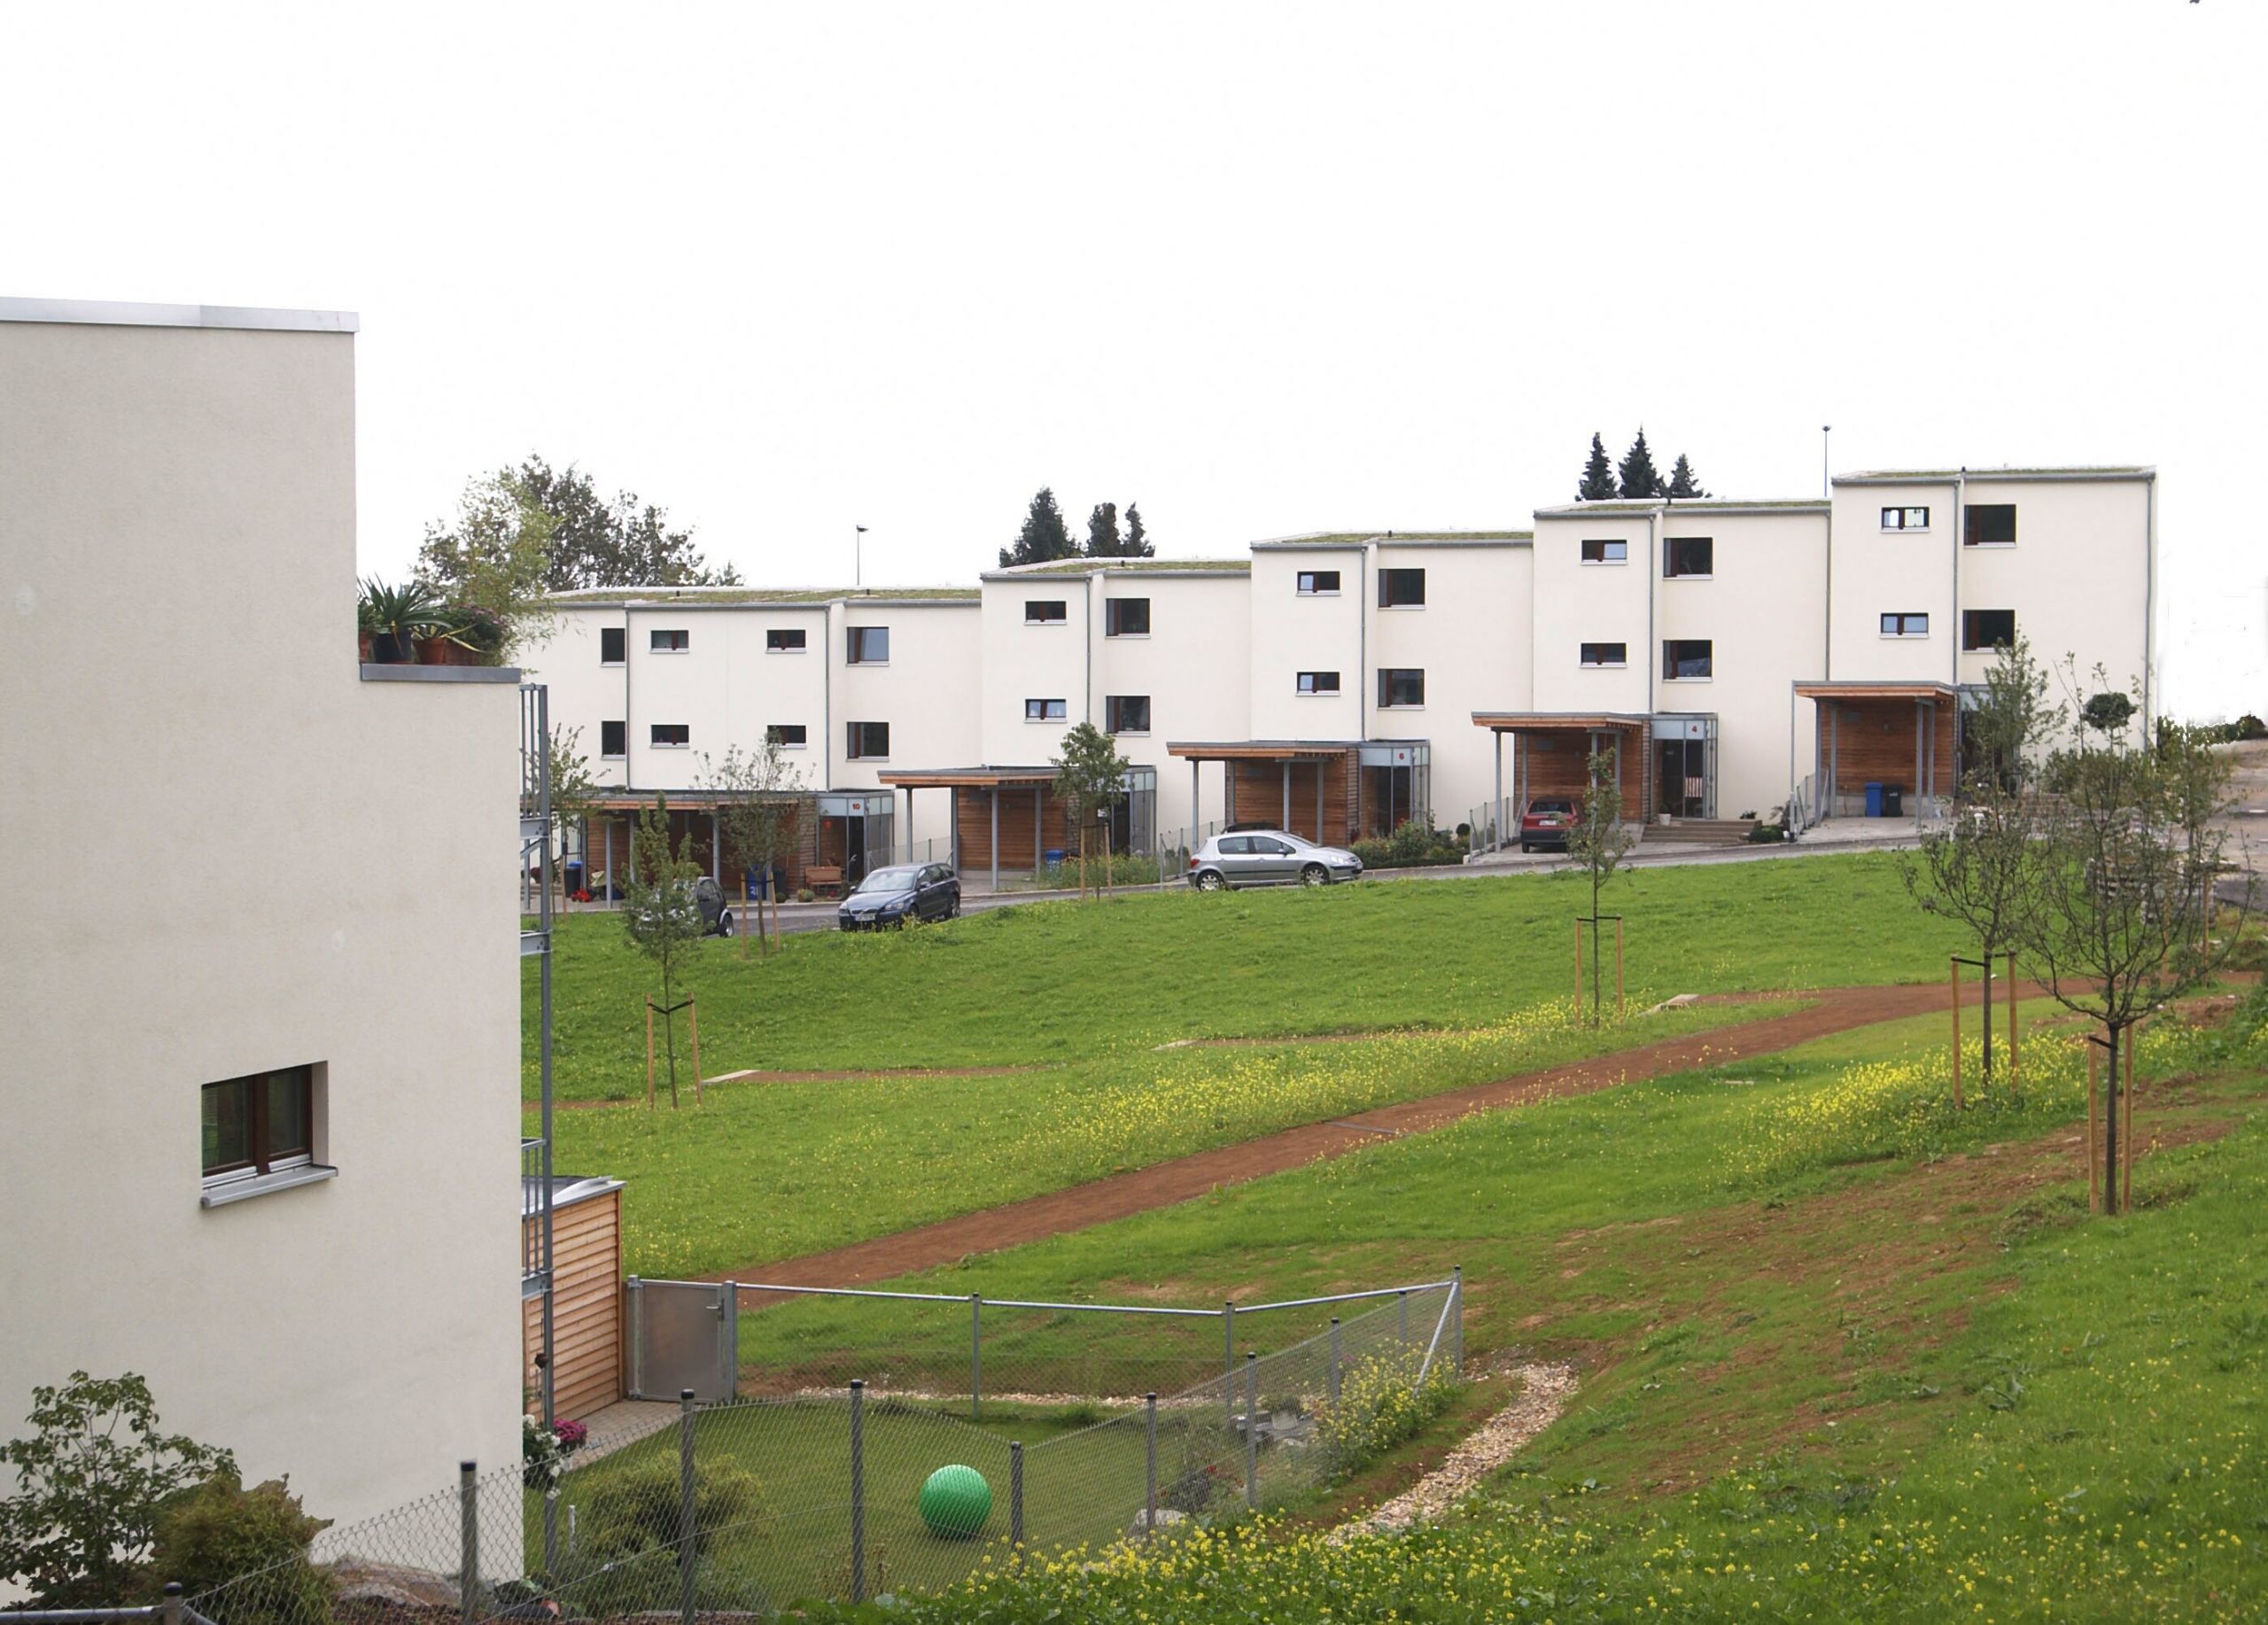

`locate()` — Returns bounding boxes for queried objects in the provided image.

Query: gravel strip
[1335,1361,1578,1539]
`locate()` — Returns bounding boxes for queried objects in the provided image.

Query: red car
[1518,797,1576,853]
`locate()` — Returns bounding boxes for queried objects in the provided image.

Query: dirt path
[718,981,2033,1295]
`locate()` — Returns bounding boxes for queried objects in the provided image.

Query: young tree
[699,739,807,956]
[1576,433,1619,501]
[621,796,706,1107]
[1052,721,1131,898]
[413,469,560,659]
[1000,487,1076,567]
[0,1372,235,1608]
[1666,454,1708,498]
[1902,638,2061,1082]
[543,725,599,906]
[2021,665,2253,1214]
[1565,748,1637,1026]
[1122,502,1153,557]
[1085,501,1123,557]
[1617,428,1664,500]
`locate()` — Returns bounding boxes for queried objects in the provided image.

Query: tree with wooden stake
[1052,721,1130,900]
[1566,747,1635,1027]
[543,724,598,909]
[1905,635,2060,1094]
[621,795,706,1107]
[699,740,806,957]
[2018,663,2253,1215]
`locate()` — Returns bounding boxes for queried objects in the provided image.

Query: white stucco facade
[0,302,522,1527]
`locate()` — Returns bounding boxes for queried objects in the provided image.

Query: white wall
[827,599,981,851]
[1368,542,1534,826]
[0,314,521,1527]
[1094,571,1251,835]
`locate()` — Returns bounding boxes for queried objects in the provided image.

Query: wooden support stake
[2006,952,2019,1095]
[1615,916,1625,1020]
[1573,918,1584,1011]
[1949,957,1962,1111]
[689,999,703,1105]
[645,998,656,1109]
[2086,1041,2100,1213]
[2123,1027,2136,1215]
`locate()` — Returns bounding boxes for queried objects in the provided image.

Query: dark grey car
[838,862,961,929]
[1185,829,1363,891]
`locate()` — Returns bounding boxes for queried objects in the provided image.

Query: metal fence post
[162,1582,183,1625]
[970,1294,983,1421]
[1009,1441,1025,1563]
[1144,1393,1159,1538]
[1223,1302,1236,1423]
[1244,1352,1259,1510]
[543,1487,559,1577]
[1328,1317,1342,1410]
[678,1390,697,1625]
[457,1461,478,1625]
[1398,1289,1410,1350]
[849,1380,866,1605]
[1450,1267,1464,1376]
[626,1277,645,1398]
[722,1281,740,1400]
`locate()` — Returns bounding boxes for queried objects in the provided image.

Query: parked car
[1185,829,1363,891]
[838,861,961,929]
[693,875,734,936]
[1518,797,1576,853]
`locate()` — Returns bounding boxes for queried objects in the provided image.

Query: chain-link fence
[189,1277,1460,1622]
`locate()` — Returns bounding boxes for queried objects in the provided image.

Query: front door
[1656,739,1707,818]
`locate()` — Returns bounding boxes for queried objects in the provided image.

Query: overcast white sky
[8,2,2262,716]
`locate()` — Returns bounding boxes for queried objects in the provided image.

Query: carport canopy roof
[1472,711,1652,733]
[1793,681,1961,702]
[1167,739,1367,760]
[875,766,1060,789]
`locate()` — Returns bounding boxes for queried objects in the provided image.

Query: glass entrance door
[1655,735,1712,818]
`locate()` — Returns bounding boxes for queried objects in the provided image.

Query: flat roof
[1165,738,1427,759]
[544,586,978,607]
[1249,530,1534,549]
[1472,711,1653,732]
[875,766,1061,788]
[1794,680,1961,700]
[1531,498,1829,517]
[1835,466,2152,486]
[988,557,1251,577]
[0,296,358,333]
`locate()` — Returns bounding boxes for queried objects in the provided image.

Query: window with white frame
[1024,600,1068,625]
[1881,506,1930,530]
[1296,569,1341,595]
[1378,569,1426,607]
[846,626,890,664]
[1663,536,1713,578]
[766,724,808,748]
[1296,670,1340,695]
[845,721,889,759]
[1025,698,1068,721]
[650,628,689,653]
[1106,695,1151,734]
[766,627,807,652]
[601,626,625,664]
[1106,597,1151,636]
[1377,668,1425,708]
[651,723,690,747]
[1961,609,2016,650]
[1661,640,1713,680]
[1880,611,1930,638]
[1964,505,2016,546]
[601,720,625,758]
[1580,641,1627,667]
[1581,538,1627,564]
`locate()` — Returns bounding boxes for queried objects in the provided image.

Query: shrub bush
[1353,821,1467,870]
[1040,853,1162,890]
[1315,1349,1457,1474]
[576,1453,767,1567]
[150,1473,330,1625]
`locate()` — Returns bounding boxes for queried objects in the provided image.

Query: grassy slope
[773,999,2268,1622]
[524,853,1969,1096]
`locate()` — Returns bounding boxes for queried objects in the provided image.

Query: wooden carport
[876,766,1064,894]
[1794,681,1958,820]
[1471,712,1653,831]
[581,791,814,896]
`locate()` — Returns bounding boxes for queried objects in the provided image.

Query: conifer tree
[999,487,1076,567]
[1618,429,1664,499]
[1577,433,1619,501]
[1666,454,1708,498]
[1085,501,1122,557]
[1122,502,1153,557]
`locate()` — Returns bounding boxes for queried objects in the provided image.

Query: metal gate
[625,1278,739,1402]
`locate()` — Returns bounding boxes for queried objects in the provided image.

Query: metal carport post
[990,788,1000,894]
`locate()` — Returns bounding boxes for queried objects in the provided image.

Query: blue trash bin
[1864,781,1884,818]
[1043,848,1067,867]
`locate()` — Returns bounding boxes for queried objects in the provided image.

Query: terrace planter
[368,630,416,665]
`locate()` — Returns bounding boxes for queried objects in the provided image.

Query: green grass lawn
[731,992,2268,1622]
[524,853,1971,1098]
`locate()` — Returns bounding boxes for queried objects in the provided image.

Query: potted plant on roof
[358,577,444,664]
[422,603,509,665]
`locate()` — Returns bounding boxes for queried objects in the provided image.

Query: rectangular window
[766,627,807,652]
[1296,670,1341,695]
[1881,505,1930,530]
[1661,640,1713,680]
[600,626,625,664]
[845,721,889,759]
[1296,570,1341,595]
[201,1065,314,1181]
[1880,612,1930,638]
[650,628,689,653]
[1579,641,1627,667]
[1965,504,2016,546]
[1024,600,1068,625]
[651,723,690,747]
[766,724,808,748]
[1106,695,1151,734]
[846,626,890,664]
[1378,568,1426,607]
[1105,597,1151,636]
[1377,668,1425,708]
[1664,536,1713,578]
[600,720,626,758]
[1581,538,1627,564]
[1962,609,2016,650]
[1025,698,1068,721]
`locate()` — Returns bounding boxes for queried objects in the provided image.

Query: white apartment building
[0,299,523,1524]
[523,469,2156,885]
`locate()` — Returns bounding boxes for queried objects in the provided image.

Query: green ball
[917,1463,993,1538]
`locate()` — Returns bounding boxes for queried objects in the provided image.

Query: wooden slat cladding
[956,783,1070,872]
[1818,700,1957,805]
[1517,726,1651,813]
[522,1188,624,1421]
[1225,753,1355,844]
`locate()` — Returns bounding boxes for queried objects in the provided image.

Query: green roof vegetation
[1010,557,1251,575]
[1256,530,1534,546]
[1840,465,2151,481]
[543,586,978,606]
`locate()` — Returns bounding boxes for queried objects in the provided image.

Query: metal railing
[11,1587,220,1625]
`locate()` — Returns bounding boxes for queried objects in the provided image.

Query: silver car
[1185,829,1364,891]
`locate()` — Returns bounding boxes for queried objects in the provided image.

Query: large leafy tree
[0,1372,235,1607]
[1617,429,1664,499]
[419,455,738,599]
[1000,487,1076,567]
[1576,433,1619,501]
[410,469,561,658]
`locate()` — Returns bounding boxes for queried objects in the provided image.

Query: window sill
[1580,665,1628,671]
[1580,561,1628,568]
[846,661,892,669]
[1378,704,1427,711]
[1294,690,1342,698]
[1661,677,1713,684]
[1880,528,1931,535]
[601,659,625,667]
[1379,603,1427,611]
[1295,591,1341,598]
[201,1163,338,1209]
[601,753,625,761]
[1105,633,1151,640]
[1879,634,1930,641]
[1665,575,1714,582]
[1024,718,1069,725]
[1024,621,1067,628]
[1962,542,2016,550]
[650,743,691,750]
[765,648,808,655]
[1108,731,1152,738]
[649,649,690,656]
